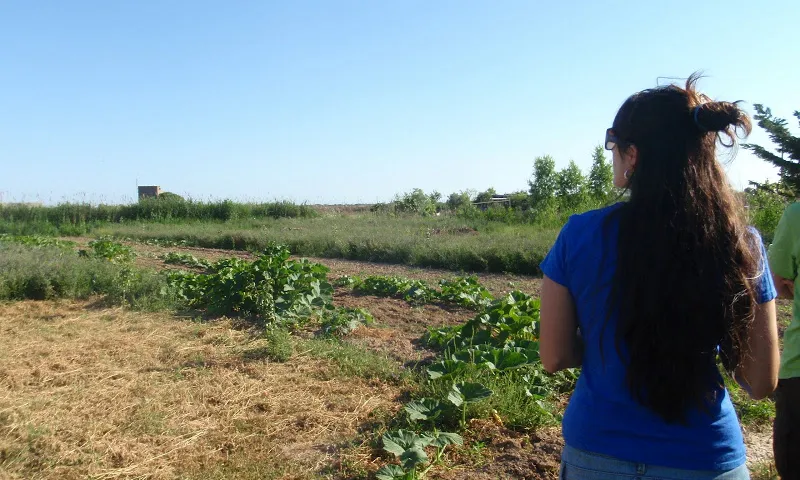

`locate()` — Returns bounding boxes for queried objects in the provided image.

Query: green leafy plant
[426,359,467,380]
[161,252,211,269]
[382,430,432,470]
[0,234,76,249]
[166,243,333,327]
[447,382,493,426]
[81,237,136,263]
[438,276,493,309]
[376,465,410,480]
[377,429,463,479]
[320,307,374,336]
[403,398,445,423]
[333,275,362,288]
[354,276,438,305]
[426,291,540,352]
[348,274,497,310]
[426,431,463,466]
[454,343,540,372]
[264,328,293,362]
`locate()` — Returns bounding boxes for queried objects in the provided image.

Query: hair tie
[693,105,709,132]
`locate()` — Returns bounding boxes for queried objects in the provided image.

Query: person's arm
[538,218,582,373]
[769,204,799,299]
[540,275,583,373]
[734,299,779,400]
[774,274,794,300]
[732,229,782,399]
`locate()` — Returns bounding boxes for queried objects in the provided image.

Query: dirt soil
[428,420,564,480]
[334,290,473,366]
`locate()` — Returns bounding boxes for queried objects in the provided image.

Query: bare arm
[773,272,794,300]
[769,203,799,300]
[733,299,779,400]
[540,275,583,373]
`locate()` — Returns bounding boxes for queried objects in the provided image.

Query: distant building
[138,186,161,199]
[472,194,512,210]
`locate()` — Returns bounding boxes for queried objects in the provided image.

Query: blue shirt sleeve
[750,227,777,304]
[540,217,572,288]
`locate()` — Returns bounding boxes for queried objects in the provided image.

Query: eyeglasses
[604,128,633,151]
[605,128,620,151]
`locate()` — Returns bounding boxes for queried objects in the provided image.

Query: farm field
[0,235,785,479]
[97,216,559,277]
[0,201,561,276]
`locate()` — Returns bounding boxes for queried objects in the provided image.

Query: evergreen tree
[743,105,800,197]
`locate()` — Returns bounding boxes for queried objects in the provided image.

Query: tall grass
[0,243,173,310]
[0,199,317,227]
[99,215,559,275]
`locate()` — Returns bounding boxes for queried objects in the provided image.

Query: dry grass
[0,300,400,479]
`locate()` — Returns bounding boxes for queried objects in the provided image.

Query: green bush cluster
[165,243,334,327]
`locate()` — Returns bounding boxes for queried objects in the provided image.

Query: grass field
[0,236,785,479]
[95,215,559,276]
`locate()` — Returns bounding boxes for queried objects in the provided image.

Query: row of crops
[334,275,577,479]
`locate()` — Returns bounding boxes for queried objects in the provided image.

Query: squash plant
[166,243,333,327]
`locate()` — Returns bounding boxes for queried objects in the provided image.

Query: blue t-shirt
[540,204,777,471]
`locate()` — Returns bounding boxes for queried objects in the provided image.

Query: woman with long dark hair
[539,74,779,479]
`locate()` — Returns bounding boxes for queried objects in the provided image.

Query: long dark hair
[606,73,755,424]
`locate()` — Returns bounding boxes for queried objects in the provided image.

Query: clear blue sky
[1,1,798,205]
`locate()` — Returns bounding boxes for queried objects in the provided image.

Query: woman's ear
[624,145,639,171]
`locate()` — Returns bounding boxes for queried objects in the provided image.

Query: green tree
[743,105,800,197]
[474,188,497,205]
[508,191,530,210]
[393,188,436,216]
[158,192,185,202]
[528,155,557,210]
[556,160,588,211]
[446,191,472,211]
[588,145,613,203]
[744,180,790,242]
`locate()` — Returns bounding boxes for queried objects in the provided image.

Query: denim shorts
[560,444,751,480]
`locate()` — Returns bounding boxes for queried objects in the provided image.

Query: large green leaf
[382,430,434,457]
[375,465,409,480]
[404,398,443,421]
[430,431,463,448]
[426,359,466,379]
[400,447,428,469]
[382,434,407,457]
[492,347,534,370]
[447,383,464,407]
[453,382,493,404]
